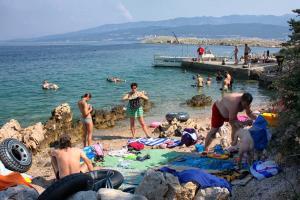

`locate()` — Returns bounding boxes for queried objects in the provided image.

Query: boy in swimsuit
[231,128,254,166]
[78,93,93,147]
[50,134,94,180]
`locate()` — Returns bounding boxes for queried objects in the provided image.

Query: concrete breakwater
[142,36,283,48]
[181,61,278,80]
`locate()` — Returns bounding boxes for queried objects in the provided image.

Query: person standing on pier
[234,46,239,65]
[244,44,251,65]
[197,46,205,63]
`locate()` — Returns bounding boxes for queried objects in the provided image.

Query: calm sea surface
[0,42,279,126]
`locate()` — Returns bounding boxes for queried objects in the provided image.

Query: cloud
[117,2,134,21]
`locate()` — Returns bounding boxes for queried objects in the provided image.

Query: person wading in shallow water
[50,134,94,180]
[78,93,93,147]
[204,93,257,152]
[123,83,150,138]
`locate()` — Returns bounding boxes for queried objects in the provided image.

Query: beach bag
[92,143,104,162]
[180,128,198,147]
[249,115,269,151]
[129,97,141,110]
[128,142,144,151]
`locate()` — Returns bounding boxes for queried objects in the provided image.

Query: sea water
[0,42,278,126]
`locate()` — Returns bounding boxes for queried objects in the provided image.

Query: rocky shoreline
[142,36,283,48]
[0,99,155,153]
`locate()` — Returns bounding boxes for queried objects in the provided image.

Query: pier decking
[181,61,278,79]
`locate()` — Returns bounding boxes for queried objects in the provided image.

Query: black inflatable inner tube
[86,169,124,191]
[166,112,190,122]
[177,112,190,122]
[38,173,93,200]
[165,112,178,122]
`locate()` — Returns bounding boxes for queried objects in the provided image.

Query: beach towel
[159,167,231,193]
[250,160,280,180]
[171,156,235,171]
[128,138,181,147]
[0,172,32,191]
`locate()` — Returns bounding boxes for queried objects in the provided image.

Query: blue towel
[159,167,231,193]
[171,156,235,171]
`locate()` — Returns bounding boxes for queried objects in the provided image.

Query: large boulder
[194,187,230,200]
[141,100,154,112]
[135,170,198,200]
[67,191,97,200]
[52,103,72,122]
[21,122,46,150]
[44,103,75,143]
[0,119,22,141]
[98,188,147,200]
[93,109,117,129]
[186,95,212,107]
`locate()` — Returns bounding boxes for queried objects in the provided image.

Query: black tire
[0,138,32,173]
[38,173,93,200]
[165,112,178,122]
[176,112,190,122]
[86,169,124,191]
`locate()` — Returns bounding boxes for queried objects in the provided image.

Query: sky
[0,0,299,40]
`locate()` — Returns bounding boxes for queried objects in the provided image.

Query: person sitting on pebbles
[42,80,59,90]
[50,134,94,180]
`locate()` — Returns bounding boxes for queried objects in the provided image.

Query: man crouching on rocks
[204,93,257,152]
[50,134,94,180]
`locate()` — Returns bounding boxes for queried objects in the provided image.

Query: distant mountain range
[23,14,293,42]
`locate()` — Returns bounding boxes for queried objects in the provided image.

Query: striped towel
[128,138,181,147]
[250,160,279,180]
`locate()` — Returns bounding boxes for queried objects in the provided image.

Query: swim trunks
[126,106,144,118]
[211,103,229,128]
[81,117,92,124]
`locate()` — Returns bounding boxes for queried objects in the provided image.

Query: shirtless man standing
[204,93,257,151]
[50,134,93,179]
[78,93,93,147]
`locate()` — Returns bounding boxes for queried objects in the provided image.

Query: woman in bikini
[123,83,150,138]
[78,93,93,147]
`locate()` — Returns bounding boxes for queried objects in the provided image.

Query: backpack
[92,143,104,162]
[180,128,198,147]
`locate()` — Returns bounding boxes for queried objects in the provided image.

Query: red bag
[128,142,144,151]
